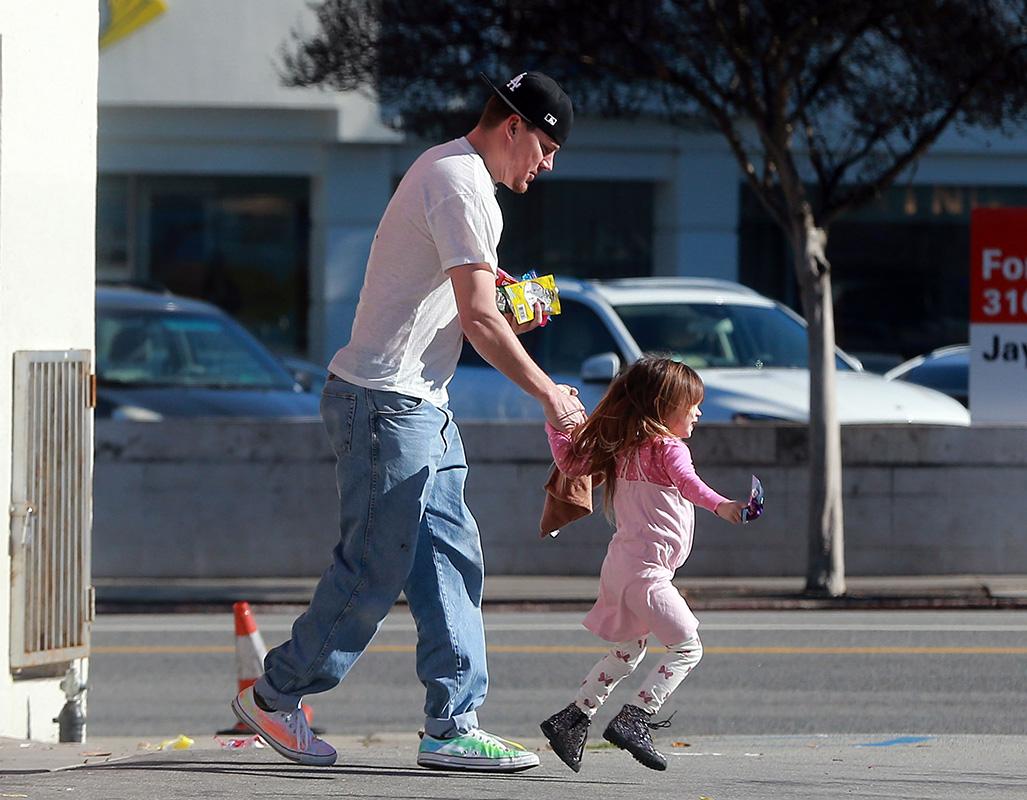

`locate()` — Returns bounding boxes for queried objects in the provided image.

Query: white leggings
[574,634,702,717]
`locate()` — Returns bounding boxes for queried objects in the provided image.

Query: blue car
[883,344,969,407]
[96,286,321,420]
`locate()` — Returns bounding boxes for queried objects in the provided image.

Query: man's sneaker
[540,702,591,772]
[602,704,667,771]
[231,686,337,766]
[416,728,540,772]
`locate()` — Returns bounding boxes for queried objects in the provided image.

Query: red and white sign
[969,208,1027,423]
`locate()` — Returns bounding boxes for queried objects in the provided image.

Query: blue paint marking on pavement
[855,736,934,747]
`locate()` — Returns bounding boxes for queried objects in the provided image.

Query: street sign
[969,208,1027,423]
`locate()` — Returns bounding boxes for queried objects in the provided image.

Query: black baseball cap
[480,71,573,146]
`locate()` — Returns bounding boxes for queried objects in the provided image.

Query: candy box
[495,269,562,324]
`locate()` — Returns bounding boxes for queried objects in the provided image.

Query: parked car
[883,344,969,407]
[278,354,329,395]
[448,277,971,425]
[96,286,321,419]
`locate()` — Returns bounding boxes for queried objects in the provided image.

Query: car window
[533,299,620,374]
[613,302,851,370]
[97,310,295,389]
[458,323,544,367]
[901,359,968,395]
[456,299,619,375]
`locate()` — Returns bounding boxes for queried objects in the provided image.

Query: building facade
[98,0,1027,372]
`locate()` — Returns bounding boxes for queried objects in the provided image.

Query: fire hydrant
[54,664,87,742]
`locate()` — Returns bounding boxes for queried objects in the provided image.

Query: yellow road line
[92,644,1027,656]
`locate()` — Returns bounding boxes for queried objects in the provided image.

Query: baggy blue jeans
[256,376,488,738]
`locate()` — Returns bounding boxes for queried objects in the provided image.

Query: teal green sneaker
[416,728,540,772]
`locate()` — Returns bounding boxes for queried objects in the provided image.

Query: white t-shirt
[328,137,502,405]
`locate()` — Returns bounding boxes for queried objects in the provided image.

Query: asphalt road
[86,609,1027,740]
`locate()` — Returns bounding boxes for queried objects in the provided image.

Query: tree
[281,0,1027,595]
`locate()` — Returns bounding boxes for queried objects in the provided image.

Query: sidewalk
[92,574,1027,611]
[4,733,1026,799]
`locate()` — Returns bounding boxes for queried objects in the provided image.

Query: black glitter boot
[602,704,668,771]
[540,702,591,772]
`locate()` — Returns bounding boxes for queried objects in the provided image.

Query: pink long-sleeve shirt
[546,423,728,643]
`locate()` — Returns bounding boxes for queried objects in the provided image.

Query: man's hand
[542,386,586,432]
[505,301,547,335]
[715,500,745,524]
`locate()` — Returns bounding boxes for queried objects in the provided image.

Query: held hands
[715,500,745,525]
[542,384,586,432]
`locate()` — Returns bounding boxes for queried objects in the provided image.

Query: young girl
[540,357,745,773]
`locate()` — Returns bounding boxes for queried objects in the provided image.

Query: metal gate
[9,350,94,670]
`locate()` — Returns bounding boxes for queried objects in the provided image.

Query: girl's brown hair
[570,356,704,511]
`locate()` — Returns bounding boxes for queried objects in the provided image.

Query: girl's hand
[715,500,745,524]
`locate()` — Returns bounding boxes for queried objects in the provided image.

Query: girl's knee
[668,636,703,666]
[611,637,648,667]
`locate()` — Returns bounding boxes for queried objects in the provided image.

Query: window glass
[96,175,311,356]
[96,310,295,389]
[457,321,543,367]
[456,299,619,375]
[497,181,655,280]
[739,182,1027,369]
[902,358,968,401]
[96,175,132,281]
[614,302,851,370]
[534,299,620,374]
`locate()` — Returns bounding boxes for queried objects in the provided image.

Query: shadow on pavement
[73,757,633,785]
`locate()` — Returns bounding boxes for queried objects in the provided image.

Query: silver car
[447,277,970,425]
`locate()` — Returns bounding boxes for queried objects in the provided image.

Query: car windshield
[97,310,295,389]
[613,301,851,370]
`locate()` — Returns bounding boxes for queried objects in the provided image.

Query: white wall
[0,4,98,740]
[98,0,396,142]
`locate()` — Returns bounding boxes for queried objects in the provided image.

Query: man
[232,70,585,772]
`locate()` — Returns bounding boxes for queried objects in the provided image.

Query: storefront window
[497,180,654,280]
[739,183,1027,372]
[96,175,133,281]
[96,175,310,355]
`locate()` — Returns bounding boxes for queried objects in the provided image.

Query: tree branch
[787,8,883,123]
[824,41,1027,223]
[705,0,763,113]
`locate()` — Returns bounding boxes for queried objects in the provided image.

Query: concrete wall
[0,5,98,740]
[94,421,1027,580]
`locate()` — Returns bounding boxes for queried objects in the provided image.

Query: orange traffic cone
[233,601,266,698]
[218,601,318,734]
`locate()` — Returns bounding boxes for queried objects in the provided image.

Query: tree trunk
[793,222,846,596]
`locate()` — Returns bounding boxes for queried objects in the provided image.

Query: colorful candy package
[495,268,561,324]
[741,475,765,523]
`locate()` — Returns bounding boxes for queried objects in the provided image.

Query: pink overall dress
[546,426,727,645]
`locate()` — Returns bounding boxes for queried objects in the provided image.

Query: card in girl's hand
[741,475,764,523]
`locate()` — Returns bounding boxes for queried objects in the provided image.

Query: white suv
[448,276,970,425]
